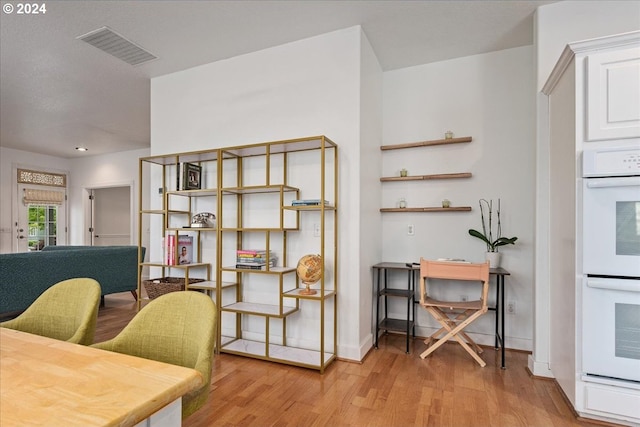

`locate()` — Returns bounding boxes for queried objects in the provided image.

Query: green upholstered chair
[91,291,217,419]
[0,278,101,345]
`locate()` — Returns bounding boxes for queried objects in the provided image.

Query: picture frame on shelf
[182,163,202,190]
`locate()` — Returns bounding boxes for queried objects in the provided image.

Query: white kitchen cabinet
[586,45,640,141]
[543,30,640,426]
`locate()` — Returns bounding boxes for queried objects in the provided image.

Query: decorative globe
[296,254,322,295]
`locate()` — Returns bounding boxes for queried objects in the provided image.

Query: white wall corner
[533,92,552,378]
[358,25,384,356]
[359,334,374,361]
[337,334,373,362]
[528,354,554,378]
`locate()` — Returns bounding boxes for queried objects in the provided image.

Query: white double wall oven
[582,146,640,384]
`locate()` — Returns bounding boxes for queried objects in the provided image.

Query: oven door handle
[585,176,640,188]
[586,277,640,292]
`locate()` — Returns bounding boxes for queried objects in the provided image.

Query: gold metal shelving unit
[137,136,338,373]
[137,149,223,311]
[217,136,338,373]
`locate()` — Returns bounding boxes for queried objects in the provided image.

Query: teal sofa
[0,245,144,317]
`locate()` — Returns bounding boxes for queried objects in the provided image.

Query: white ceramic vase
[485,251,501,268]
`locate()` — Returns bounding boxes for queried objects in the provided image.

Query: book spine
[236,253,276,258]
[292,199,328,205]
[235,258,276,264]
[166,235,176,265]
[236,249,268,255]
[176,163,180,191]
[236,254,278,262]
[291,202,329,206]
[235,261,276,270]
[235,266,272,270]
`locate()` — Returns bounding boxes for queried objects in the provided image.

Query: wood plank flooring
[95,293,604,427]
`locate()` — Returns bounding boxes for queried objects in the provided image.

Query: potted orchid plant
[468,198,517,267]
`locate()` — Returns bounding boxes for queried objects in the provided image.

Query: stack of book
[164,235,193,265]
[236,249,278,270]
[291,199,329,206]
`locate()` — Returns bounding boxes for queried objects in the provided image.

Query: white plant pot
[485,252,501,268]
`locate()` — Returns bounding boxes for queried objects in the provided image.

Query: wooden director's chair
[418,258,490,367]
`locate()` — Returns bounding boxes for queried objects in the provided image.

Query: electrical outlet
[507,301,516,315]
[460,295,468,302]
[407,224,415,236]
[313,223,320,237]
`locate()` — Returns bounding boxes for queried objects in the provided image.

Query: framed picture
[182,163,202,190]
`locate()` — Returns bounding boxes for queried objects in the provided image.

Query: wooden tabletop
[0,328,203,427]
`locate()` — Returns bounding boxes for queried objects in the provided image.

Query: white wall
[151,26,373,360]
[382,46,536,350]
[151,27,539,357]
[0,146,147,253]
[546,60,577,401]
[536,1,640,92]
[151,27,362,154]
[68,147,149,245]
[0,147,71,253]
[358,30,383,355]
[531,0,640,377]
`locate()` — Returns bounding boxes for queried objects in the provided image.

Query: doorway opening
[86,185,133,246]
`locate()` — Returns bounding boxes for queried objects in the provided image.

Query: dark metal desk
[372,262,510,367]
[490,267,510,369]
[372,262,418,354]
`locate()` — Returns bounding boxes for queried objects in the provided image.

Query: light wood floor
[95,293,604,427]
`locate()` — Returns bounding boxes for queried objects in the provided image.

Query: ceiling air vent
[77,26,157,66]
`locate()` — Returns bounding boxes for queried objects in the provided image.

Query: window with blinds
[22,188,65,205]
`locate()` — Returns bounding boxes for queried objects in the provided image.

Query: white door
[16,184,67,252]
[90,187,131,246]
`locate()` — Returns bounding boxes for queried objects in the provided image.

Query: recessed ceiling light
[75,147,88,152]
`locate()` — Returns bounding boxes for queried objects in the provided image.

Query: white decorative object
[486,252,501,268]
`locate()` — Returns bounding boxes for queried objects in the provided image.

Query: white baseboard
[336,334,372,362]
[527,354,554,378]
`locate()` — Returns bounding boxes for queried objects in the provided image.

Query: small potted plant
[468,198,517,267]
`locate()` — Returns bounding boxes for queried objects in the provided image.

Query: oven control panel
[584,147,640,177]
